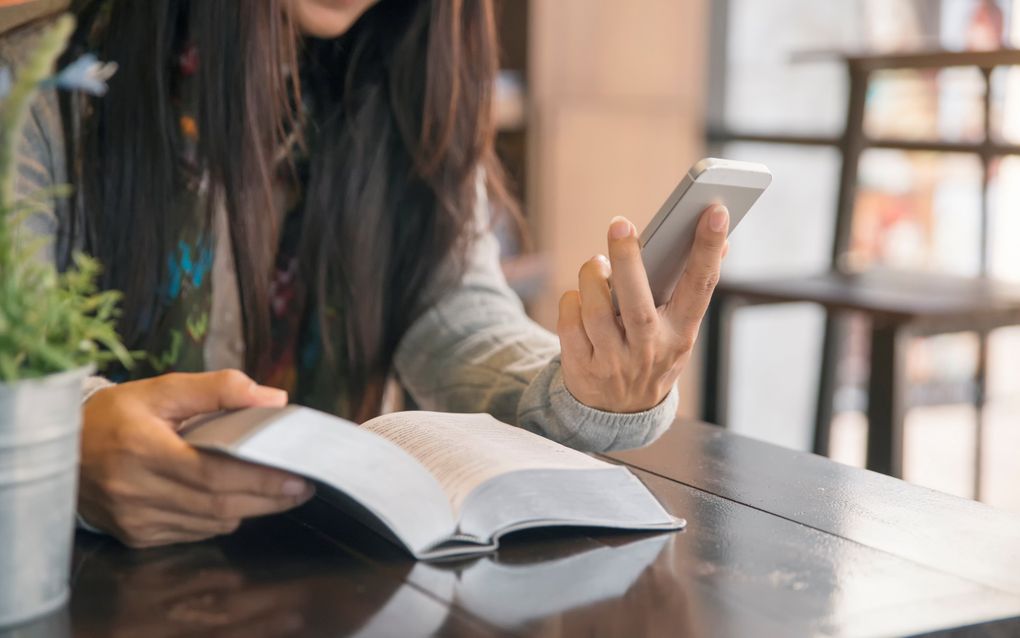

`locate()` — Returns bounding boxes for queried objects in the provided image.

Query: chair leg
[702,295,733,427]
[973,331,989,500]
[813,314,841,456]
[866,323,908,478]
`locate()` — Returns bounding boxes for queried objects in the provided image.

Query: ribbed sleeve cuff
[77,375,114,534]
[81,375,114,404]
[545,359,679,452]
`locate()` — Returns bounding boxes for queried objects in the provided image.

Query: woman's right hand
[79,370,315,548]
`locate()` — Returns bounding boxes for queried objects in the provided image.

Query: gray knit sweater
[6,22,677,453]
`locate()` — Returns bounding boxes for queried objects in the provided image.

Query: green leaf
[0,17,134,382]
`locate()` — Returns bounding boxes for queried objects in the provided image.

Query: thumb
[146,370,288,421]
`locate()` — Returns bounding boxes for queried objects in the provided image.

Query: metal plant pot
[0,366,91,627]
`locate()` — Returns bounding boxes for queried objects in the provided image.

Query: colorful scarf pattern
[105,42,347,416]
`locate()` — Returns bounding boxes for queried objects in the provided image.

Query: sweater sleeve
[6,33,114,533]
[393,185,677,453]
[1,18,77,266]
[9,70,110,391]
[13,100,110,534]
[11,89,66,264]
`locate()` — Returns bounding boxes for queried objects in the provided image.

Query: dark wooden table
[11,419,1020,638]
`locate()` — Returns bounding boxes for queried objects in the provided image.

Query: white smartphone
[621,158,772,308]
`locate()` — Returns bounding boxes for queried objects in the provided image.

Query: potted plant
[0,14,130,627]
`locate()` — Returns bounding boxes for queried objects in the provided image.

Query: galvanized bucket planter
[0,366,91,627]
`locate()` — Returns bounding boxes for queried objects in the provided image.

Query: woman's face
[288,0,380,38]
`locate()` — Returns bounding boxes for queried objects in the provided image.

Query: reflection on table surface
[6,418,1020,638]
[55,518,672,638]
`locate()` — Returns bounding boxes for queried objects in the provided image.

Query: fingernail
[609,216,634,240]
[282,478,307,496]
[593,254,610,267]
[254,385,288,405]
[709,206,729,233]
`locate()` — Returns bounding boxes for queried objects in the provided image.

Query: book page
[456,468,683,541]
[361,411,610,515]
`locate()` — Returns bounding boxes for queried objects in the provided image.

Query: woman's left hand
[557,205,729,413]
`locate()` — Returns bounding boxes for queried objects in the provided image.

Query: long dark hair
[59,0,513,420]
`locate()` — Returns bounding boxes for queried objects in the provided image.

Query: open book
[181,407,683,560]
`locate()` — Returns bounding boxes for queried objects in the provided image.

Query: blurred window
[713,0,1020,509]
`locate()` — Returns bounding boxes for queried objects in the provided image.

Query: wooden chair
[703,50,1020,491]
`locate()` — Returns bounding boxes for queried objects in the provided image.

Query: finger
[144,466,313,520]
[112,508,243,548]
[557,290,593,360]
[578,255,624,350]
[722,240,730,260]
[606,216,659,342]
[188,489,311,522]
[145,370,288,421]
[664,205,728,334]
[147,507,244,537]
[153,436,312,499]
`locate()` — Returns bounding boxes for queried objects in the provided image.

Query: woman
[9,0,729,547]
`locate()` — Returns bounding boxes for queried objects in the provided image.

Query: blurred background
[2,0,1018,512]
[492,0,1020,513]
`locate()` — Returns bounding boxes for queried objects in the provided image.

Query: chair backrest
[834,51,1020,280]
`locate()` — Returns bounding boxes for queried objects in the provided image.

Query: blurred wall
[0,0,67,32]
[527,0,709,416]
